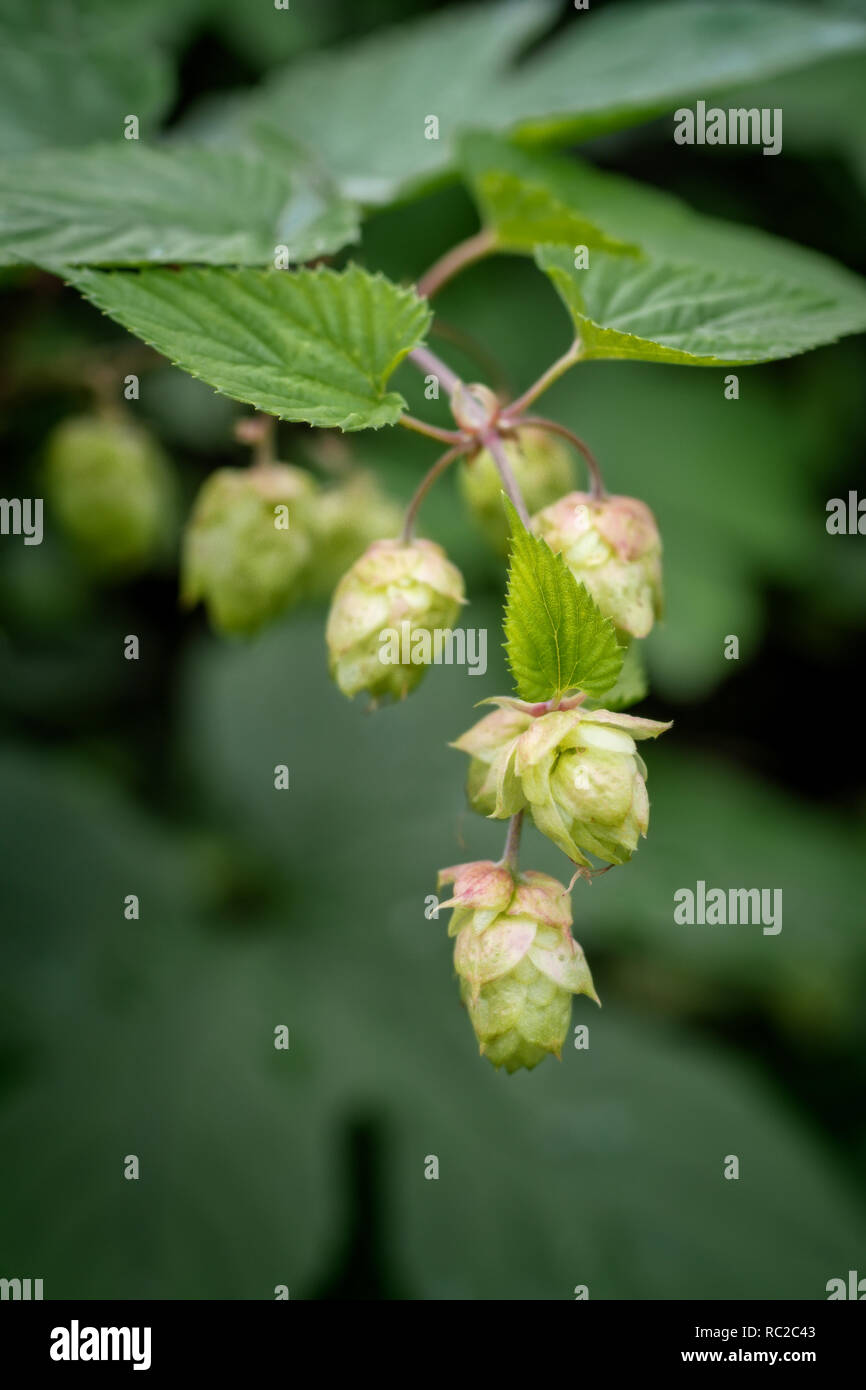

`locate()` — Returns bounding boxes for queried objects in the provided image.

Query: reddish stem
[416,228,497,300]
[401,440,471,543]
[517,414,608,500]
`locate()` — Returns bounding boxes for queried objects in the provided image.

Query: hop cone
[326,537,464,701]
[438,860,598,1072]
[460,426,575,553]
[44,414,176,577]
[454,701,671,867]
[181,463,317,635]
[533,492,662,638]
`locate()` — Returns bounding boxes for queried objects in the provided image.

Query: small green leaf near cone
[502,496,624,702]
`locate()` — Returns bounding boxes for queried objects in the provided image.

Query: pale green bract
[454,700,671,868]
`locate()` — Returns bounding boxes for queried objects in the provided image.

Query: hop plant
[532,492,663,638]
[44,413,176,577]
[454,700,671,867]
[460,425,575,553]
[181,463,317,635]
[326,537,465,701]
[438,860,599,1073]
[305,472,404,600]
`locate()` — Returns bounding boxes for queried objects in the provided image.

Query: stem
[399,413,464,445]
[408,345,462,397]
[401,441,470,543]
[87,363,123,420]
[502,339,583,419]
[499,811,524,871]
[416,228,497,300]
[235,412,277,466]
[481,427,530,528]
[255,414,276,467]
[518,415,608,500]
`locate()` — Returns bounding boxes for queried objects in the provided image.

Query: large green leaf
[503,498,623,701]
[495,0,866,145]
[67,264,431,430]
[193,0,554,203]
[0,0,181,157]
[459,134,866,363]
[460,132,865,290]
[182,1,865,205]
[537,243,866,365]
[0,143,359,267]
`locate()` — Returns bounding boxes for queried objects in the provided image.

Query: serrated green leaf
[0,144,360,268]
[536,244,866,365]
[460,134,866,363]
[460,135,643,258]
[586,641,648,712]
[503,498,623,701]
[65,264,432,431]
[460,132,863,290]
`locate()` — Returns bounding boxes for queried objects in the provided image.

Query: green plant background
[1,0,865,1299]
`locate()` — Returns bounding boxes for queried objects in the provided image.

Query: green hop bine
[459,425,575,554]
[181,462,317,636]
[454,699,671,867]
[532,491,663,638]
[438,859,599,1073]
[44,413,176,578]
[326,537,465,702]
